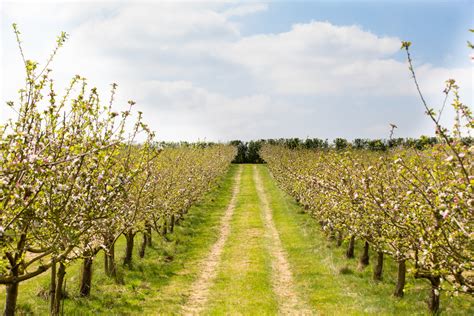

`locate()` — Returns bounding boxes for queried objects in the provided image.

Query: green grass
[205,164,278,315]
[257,164,474,315]
[1,165,239,315]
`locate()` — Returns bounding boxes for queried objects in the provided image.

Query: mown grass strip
[205,164,278,315]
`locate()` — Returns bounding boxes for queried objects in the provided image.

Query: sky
[1,0,473,142]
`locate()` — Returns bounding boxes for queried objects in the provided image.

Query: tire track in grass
[182,165,242,315]
[253,165,313,315]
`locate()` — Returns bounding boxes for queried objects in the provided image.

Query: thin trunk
[106,242,117,278]
[359,241,370,267]
[139,232,147,258]
[60,278,66,316]
[175,213,182,225]
[49,259,56,314]
[123,231,135,267]
[4,236,24,316]
[110,242,117,277]
[104,249,109,274]
[52,262,66,316]
[104,233,113,276]
[162,220,168,236]
[346,235,355,259]
[4,281,19,316]
[169,214,175,233]
[146,225,152,247]
[373,251,384,281]
[336,231,343,247]
[428,276,441,314]
[79,256,93,297]
[393,260,406,298]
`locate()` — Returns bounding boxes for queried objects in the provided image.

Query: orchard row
[261,139,472,313]
[0,25,235,316]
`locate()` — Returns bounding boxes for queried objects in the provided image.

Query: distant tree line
[229,140,265,163]
[229,137,473,163]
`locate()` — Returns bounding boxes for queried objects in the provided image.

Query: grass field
[2,164,473,315]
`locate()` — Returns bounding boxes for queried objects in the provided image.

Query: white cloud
[128,80,280,141]
[1,2,472,141]
[215,21,471,98]
[223,3,268,17]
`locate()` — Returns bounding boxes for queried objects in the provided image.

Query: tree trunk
[428,276,441,314]
[336,231,343,247]
[123,231,135,267]
[169,214,175,233]
[79,256,93,297]
[49,259,56,314]
[146,225,152,247]
[104,249,109,274]
[359,241,370,267]
[139,232,147,258]
[393,260,406,298]
[52,262,66,316]
[373,251,384,281]
[4,281,19,316]
[106,242,117,278]
[175,213,183,225]
[4,234,26,316]
[162,220,168,236]
[346,235,355,259]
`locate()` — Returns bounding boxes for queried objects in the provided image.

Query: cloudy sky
[1,0,473,142]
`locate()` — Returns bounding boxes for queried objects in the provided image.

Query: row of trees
[230,136,472,164]
[0,25,236,315]
[261,141,472,312]
[263,136,447,150]
[260,41,473,314]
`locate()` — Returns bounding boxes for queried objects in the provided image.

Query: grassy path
[182,165,242,314]
[204,163,278,314]
[194,164,473,315]
[253,165,311,315]
[3,164,473,315]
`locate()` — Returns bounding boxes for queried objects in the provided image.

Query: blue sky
[1,1,473,141]
[240,1,473,67]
